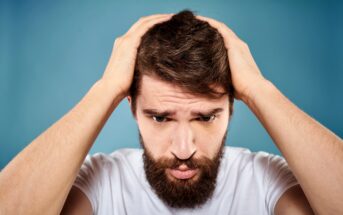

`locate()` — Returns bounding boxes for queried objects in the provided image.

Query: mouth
[167,166,199,180]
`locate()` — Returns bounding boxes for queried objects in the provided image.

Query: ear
[127,96,132,107]
[228,101,234,121]
[127,96,137,120]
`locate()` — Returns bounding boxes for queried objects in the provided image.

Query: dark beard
[140,132,226,209]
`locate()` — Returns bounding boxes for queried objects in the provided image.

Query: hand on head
[102,12,266,102]
[101,14,173,98]
[196,15,266,101]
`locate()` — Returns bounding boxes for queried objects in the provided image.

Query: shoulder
[220,147,299,214]
[223,146,285,169]
[80,148,143,173]
[221,146,293,186]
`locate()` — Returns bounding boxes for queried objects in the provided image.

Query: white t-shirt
[73,146,298,215]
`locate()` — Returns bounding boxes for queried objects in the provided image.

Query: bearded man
[1,10,342,215]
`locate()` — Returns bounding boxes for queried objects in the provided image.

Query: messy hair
[130,9,234,116]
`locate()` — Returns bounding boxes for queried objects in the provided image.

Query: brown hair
[130,9,234,116]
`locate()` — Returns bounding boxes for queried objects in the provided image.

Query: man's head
[127,10,234,208]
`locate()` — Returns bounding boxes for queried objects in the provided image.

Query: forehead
[137,75,228,111]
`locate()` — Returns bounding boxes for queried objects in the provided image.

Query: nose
[170,122,196,160]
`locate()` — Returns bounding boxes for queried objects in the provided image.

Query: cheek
[195,117,228,158]
[136,113,229,159]
[195,131,222,159]
[136,116,171,158]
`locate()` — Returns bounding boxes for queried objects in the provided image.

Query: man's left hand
[196,15,267,102]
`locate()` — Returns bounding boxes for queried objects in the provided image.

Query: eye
[197,115,216,122]
[152,116,168,123]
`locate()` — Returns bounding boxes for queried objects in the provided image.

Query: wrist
[240,78,275,106]
[95,78,127,102]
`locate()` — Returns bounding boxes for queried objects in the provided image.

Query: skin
[132,75,229,181]
[133,75,229,162]
[0,12,342,215]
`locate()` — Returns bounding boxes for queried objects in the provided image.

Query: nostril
[171,150,197,161]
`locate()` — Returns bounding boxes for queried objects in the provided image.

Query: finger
[123,15,173,48]
[196,15,240,45]
[126,14,173,35]
[196,15,237,36]
[131,15,172,36]
[127,14,170,33]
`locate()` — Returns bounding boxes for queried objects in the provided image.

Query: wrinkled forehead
[137,75,228,111]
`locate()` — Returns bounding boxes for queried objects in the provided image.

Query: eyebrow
[142,108,224,117]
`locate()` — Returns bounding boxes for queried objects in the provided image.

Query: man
[0,10,342,215]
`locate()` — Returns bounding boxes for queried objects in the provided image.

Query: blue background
[1,0,342,169]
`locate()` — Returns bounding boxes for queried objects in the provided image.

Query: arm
[0,14,173,214]
[0,78,122,215]
[243,76,343,215]
[275,185,314,215]
[197,15,343,215]
[61,187,93,215]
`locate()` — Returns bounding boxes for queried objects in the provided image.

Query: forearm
[0,79,124,214]
[243,79,343,215]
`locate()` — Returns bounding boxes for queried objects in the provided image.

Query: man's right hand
[101,14,173,99]
[0,13,173,215]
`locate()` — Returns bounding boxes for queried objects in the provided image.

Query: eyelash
[152,115,217,123]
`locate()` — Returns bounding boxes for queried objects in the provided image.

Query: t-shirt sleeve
[263,154,299,215]
[73,154,104,213]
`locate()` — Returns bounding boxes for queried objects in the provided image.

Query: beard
[140,132,227,209]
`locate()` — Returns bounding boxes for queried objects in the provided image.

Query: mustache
[139,135,218,170]
[153,155,215,171]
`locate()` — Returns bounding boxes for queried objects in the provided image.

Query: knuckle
[218,21,227,28]
[242,41,249,48]
[114,37,121,44]
[123,33,131,39]
[237,39,248,48]
[113,36,125,46]
[138,16,147,21]
[120,34,132,42]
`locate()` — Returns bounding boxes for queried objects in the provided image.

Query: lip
[168,168,199,180]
